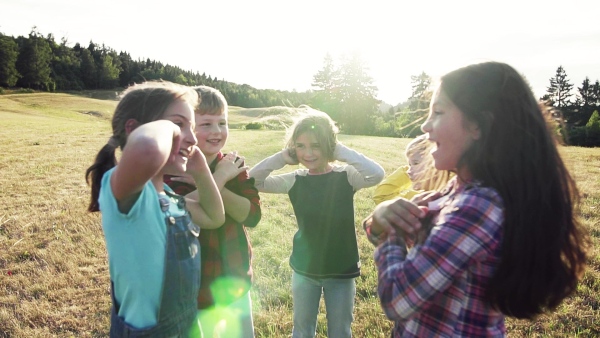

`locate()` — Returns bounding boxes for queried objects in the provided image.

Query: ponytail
[85,137,119,212]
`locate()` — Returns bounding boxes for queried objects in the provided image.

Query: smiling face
[421,87,480,180]
[406,150,427,190]
[195,112,229,162]
[294,132,331,174]
[161,99,197,174]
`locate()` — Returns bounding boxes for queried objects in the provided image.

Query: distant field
[0,93,599,337]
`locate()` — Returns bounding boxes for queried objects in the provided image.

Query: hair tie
[107,136,120,148]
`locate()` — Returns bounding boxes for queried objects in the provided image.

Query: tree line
[1,28,598,144]
[0,28,312,110]
[368,66,600,147]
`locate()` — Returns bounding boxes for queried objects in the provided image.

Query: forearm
[186,171,225,229]
[249,152,293,193]
[221,188,251,223]
[335,143,385,189]
[111,121,176,200]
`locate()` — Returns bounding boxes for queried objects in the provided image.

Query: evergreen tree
[407,71,432,113]
[311,53,340,119]
[576,77,594,108]
[48,36,83,90]
[15,29,53,90]
[80,49,97,88]
[593,80,600,107]
[545,66,573,108]
[0,34,20,86]
[335,52,379,134]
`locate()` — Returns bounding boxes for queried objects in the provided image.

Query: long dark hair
[85,81,197,212]
[440,62,588,319]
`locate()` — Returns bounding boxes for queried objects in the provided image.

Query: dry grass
[0,93,599,337]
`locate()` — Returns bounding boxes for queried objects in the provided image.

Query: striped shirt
[367,178,506,337]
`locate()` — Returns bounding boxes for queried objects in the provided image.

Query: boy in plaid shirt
[165,86,261,338]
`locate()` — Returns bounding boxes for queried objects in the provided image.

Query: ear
[468,121,481,140]
[125,119,139,135]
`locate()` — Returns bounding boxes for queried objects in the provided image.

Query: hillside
[0,93,598,337]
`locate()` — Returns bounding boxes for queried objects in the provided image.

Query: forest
[1,28,599,145]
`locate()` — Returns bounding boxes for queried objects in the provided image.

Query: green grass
[0,93,599,337]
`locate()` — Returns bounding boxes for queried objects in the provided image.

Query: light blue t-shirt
[99,168,186,329]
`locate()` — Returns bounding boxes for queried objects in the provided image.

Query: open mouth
[178,148,190,158]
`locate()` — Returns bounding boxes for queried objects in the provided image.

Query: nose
[421,118,432,133]
[184,126,197,146]
[209,124,221,133]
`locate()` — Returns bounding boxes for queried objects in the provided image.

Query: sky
[1,0,599,105]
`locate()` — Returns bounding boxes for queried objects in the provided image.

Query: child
[85,81,225,337]
[363,62,588,337]
[373,134,451,205]
[249,107,385,338]
[164,85,261,338]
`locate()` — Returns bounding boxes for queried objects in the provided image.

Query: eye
[295,144,305,149]
[433,110,443,116]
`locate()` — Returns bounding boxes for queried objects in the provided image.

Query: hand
[214,151,249,182]
[168,122,182,164]
[372,197,427,237]
[411,190,442,206]
[281,148,299,165]
[186,146,210,177]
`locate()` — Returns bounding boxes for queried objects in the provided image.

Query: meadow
[0,93,599,337]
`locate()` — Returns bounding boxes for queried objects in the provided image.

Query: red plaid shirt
[164,152,261,309]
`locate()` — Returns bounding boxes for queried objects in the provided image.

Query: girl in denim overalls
[86,81,225,337]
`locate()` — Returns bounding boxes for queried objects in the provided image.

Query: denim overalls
[110,190,201,337]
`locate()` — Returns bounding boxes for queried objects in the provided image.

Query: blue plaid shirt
[365,178,507,337]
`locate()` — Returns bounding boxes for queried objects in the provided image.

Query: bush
[0,87,4,94]
[245,122,264,130]
[563,125,600,147]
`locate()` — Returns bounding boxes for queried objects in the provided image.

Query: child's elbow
[373,168,385,184]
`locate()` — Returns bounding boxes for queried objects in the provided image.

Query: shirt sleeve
[335,143,385,191]
[163,175,196,196]
[248,151,296,194]
[227,164,262,228]
[373,166,413,205]
[374,187,504,321]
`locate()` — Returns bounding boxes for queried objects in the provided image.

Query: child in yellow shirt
[373,135,451,205]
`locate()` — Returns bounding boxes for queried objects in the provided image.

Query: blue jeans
[291,272,355,338]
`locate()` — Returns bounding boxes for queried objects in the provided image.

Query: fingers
[373,199,425,235]
[169,174,195,185]
[411,190,441,206]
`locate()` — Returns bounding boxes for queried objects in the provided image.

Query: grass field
[0,92,599,337]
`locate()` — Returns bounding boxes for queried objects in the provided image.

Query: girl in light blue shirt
[86,81,225,337]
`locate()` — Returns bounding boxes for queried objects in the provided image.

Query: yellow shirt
[372,166,420,205]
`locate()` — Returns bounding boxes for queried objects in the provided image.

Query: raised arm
[335,143,385,190]
[110,120,181,203]
[185,146,225,229]
[248,150,297,194]
[375,189,503,321]
[212,152,260,224]
[373,166,413,205]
